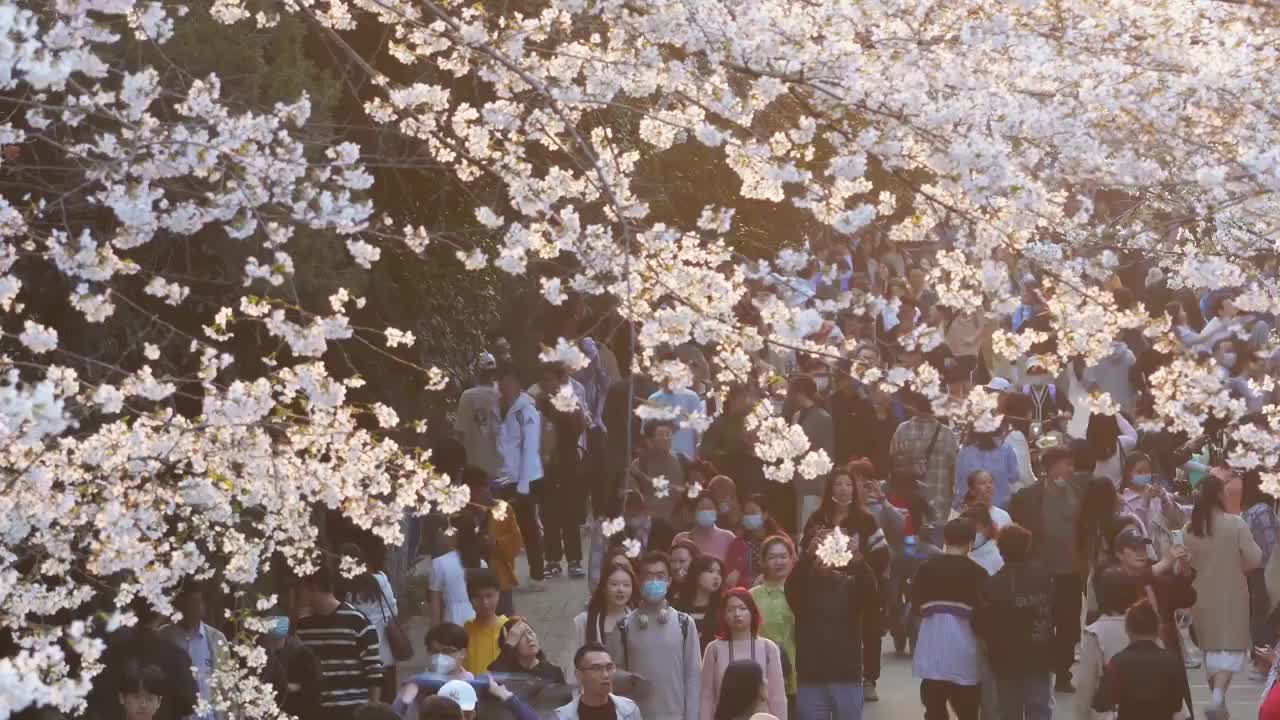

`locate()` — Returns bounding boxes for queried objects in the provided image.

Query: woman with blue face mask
[1118,451,1187,562]
[725,495,788,589]
[673,493,739,562]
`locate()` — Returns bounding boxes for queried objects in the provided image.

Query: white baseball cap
[984,377,1012,393]
[438,680,478,711]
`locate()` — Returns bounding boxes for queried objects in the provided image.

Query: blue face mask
[267,616,289,639]
[1131,474,1153,487]
[641,579,669,603]
[695,510,718,528]
[742,514,764,531]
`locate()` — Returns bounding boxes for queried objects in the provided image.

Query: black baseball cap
[1113,529,1152,551]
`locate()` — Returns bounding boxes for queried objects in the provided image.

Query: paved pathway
[402,553,1265,718]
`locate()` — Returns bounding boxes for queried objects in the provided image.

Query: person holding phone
[1184,470,1264,720]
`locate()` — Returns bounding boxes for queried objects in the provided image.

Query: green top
[750,582,797,694]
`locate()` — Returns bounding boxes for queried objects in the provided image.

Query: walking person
[1243,470,1280,673]
[558,643,642,719]
[786,529,879,720]
[699,588,787,720]
[496,362,546,581]
[789,375,834,532]
[726,495,786,589]
[487,617,567,685]
[291,561,383,720]
[609,551,703,720]
[159,584,227,720]
[1184,470,1264,720]
[673,554,726,653]
[713,660,777,720]
[751,536,798,716]
[675,494,738,562]
[454,352,503,481]
[953,430,1018,511]
[1009,443,1088,693]
[531,361,590,579]
[1077,567,1144,720]
[572,562,637,672]
[1109,527,1197,717]
[890,391,959,534]
[797,461,890,701]
[336,543,401,700]
[1090,600,1187,720]
[911,518,988,720]
[974,523,1054,720]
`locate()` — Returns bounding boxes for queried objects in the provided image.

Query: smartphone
[1171,529,1184,546]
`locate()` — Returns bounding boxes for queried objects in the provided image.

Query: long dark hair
[1190,474,1226,538]
[675,554,725,611]
[584,564,637,644]
[1075,477,1121,566]
[817,461,876,529]
[1085,414,1121,464]
[713,659,765,720]
[337,542,381,604]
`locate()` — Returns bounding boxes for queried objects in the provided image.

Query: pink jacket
[699,636,787,720]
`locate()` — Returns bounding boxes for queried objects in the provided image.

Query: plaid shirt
[889,417,958,526]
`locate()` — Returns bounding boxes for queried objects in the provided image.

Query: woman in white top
[339,542,400,699]
[568,563,635,685]
[1085,412,1138,489]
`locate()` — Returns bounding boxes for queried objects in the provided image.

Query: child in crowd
[463,569,508,676]
[1091,600,1187,720]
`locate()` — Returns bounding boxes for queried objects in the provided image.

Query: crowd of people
[71,238,1280,720]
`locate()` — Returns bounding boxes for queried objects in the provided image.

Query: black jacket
[1119,569,1197,716]
[1008,474,1089,565]
[974,561,1055,673]
[785,556,879,683]
[1092,639,1186,720]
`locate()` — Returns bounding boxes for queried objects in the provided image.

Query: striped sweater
[910,553,988,685]
[294,602,383,714]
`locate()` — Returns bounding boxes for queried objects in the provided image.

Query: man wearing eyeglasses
[556,642,642,720]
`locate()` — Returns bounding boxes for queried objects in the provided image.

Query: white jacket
[556,694,643,720]
[499,392,543,493]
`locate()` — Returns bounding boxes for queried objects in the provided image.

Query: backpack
[615,610,691,672]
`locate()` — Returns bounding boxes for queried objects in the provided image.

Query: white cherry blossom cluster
[9,0,1280,713]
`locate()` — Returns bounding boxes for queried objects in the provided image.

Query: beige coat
[1077,615,1130,720]
[1184,511,1263,650]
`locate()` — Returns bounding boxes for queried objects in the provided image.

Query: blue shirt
[174,624,215,720]
[1011,304,1037,331]
[646,388,706,459]
[953,443,1018,510]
